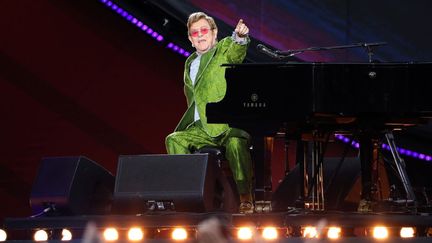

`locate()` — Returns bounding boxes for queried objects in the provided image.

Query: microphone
[256,44,281,59]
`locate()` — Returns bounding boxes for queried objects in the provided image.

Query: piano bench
[194,146,232,177]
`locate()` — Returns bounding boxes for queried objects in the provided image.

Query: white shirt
[189,54,201,122]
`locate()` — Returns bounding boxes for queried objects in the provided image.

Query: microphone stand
[276,42,387,63]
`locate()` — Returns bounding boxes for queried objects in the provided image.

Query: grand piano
[207,62,432,211]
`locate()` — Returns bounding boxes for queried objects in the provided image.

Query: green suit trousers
[165,121,253,195]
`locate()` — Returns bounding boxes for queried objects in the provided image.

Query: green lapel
[194,47,217,88]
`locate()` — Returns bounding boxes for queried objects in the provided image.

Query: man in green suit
[165,12,254,213]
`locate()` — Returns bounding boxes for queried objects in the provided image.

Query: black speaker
[113,154,238,213]
[271,157,361,211]
[30,156,115,216]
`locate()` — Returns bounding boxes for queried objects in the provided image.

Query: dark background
[1,0,432,221]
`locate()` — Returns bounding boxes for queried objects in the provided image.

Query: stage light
[34,230,49,242]
[171,228,187,241]
[262,227,278,240]
[61,229,72,241]
[237,227,253,240]
[400,227,415,238]
[372,226,388,239]
[427,227,432,237]
[0,229,7,241]
[336,134,432,162]
[327,227,341,239]
[128,227,144,241]
[116,7,123,15]
[103,228,119,241]
[100,0,185,55]
[303,226,318,238]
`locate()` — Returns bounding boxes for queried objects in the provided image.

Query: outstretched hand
[235,19,249,38]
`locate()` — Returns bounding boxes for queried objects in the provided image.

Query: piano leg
[357,130,417,212]
[295,139,306,208]
[300,141,308,208]
[358,132,380,212]
[251,136,273,202]
[359,134,373,202]
[384,132,417,204]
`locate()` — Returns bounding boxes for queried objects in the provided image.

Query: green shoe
[239,201,254,214]
[358,199,373,212]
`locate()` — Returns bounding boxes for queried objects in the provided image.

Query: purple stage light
[100,0,190,57]
[335,134,342,139]
[335,134,431,162]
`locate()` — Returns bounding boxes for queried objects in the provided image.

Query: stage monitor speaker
[113,154,238,213]
[272,157,361,211]
[30,156,115,216]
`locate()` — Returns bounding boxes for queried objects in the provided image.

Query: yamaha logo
[243,93,266,108]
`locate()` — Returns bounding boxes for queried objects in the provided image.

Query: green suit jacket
[174,36,250,138]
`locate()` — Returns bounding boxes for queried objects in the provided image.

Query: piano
[206,62,432,211]
[208,62,432,134]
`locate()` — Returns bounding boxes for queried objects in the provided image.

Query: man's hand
[235,19,249,38]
